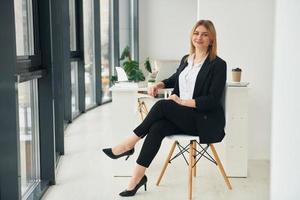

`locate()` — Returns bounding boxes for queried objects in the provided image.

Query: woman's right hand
[148,84,159,97]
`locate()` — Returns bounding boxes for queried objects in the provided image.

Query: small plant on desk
[120,46,145,82]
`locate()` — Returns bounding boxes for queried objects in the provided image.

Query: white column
[271,1,300,199]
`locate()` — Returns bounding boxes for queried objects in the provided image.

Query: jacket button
[204,115,208,120]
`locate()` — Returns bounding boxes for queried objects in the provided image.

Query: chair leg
[156,141,177,186]
[137,100,149,121]
[209,144,233,190]
[193,141,197,177]
[137,101,145,120]
[139,109,144,120]
[141,101,148,113]
[188,142,193,200]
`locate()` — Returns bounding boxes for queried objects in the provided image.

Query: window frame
[16,0,45,83]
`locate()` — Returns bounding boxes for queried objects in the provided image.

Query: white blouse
[179,54,207,100]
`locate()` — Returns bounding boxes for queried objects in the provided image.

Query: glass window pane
[119,0,131,55]
[100,0,111,102]
[85,63,96,107]
[69,0,77,51]
[71,61,79,117]
[18,80,40,197]
[83,0,96,108]
[14,0,35,56]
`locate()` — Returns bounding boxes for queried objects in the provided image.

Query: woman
[103,19,227,197]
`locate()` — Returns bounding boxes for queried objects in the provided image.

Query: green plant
[120,46,145,82]
[144,57,152,73]
[110,75,118,84]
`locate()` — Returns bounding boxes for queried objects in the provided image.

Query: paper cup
[232,71,241,82]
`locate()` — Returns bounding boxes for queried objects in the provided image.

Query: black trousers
[134,99,199,168]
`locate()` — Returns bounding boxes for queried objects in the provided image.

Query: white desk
[110,84,172,135]
[110,83,249,177]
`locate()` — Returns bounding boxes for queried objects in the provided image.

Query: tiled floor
[42,103,270,200]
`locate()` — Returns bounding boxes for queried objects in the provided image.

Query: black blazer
[162,55,227,143]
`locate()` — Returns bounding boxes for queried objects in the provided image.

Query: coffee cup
[232,68,242,82]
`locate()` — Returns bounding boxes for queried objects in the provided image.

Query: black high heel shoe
[102,148,134,160]
[119,175,148,197]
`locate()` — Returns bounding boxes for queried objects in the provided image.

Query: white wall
[197,0,274,160]
[270,0,300,199]
[139,0,198,62]
[139,0,274,160]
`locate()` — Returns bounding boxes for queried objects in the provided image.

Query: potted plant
[144,57,156,86]
[119,46,145,82]
[144,57,152,74]
[110,75,118,84]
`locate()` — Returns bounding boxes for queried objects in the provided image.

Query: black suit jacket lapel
[192,57,211,97]
[179,59,188,72]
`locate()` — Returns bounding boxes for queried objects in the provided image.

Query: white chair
[156,136,232,200]
[138,86,232,200]
[156,85,231,200]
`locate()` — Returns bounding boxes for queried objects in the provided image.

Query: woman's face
[192,25,211,51]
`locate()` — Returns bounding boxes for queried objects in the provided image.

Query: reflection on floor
[42,103,269,200]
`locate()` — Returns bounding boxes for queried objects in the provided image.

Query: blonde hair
[189,20,217,61]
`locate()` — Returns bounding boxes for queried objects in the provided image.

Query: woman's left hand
[167,94,183,105]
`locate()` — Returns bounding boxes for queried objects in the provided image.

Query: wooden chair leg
[188,142,193,200]
[209,144,233,190]
[137,99,149,121]
[137,101,144,120]
[141,101,148,113]
[156,141,177,186]
[139,109,144,120]
[193,141,197,177]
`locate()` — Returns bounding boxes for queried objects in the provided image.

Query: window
[69,0,77,51]
[18,80,40,198]
[14,0,41,198]
[100,0,111,102]
[119,0,131,56]
[14,0,43,80]
[69,0,81,120]
[14,0,35,56]
[71,61,80,117]
[83,0,96,108]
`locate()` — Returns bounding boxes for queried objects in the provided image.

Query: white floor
[42,103,270,200]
